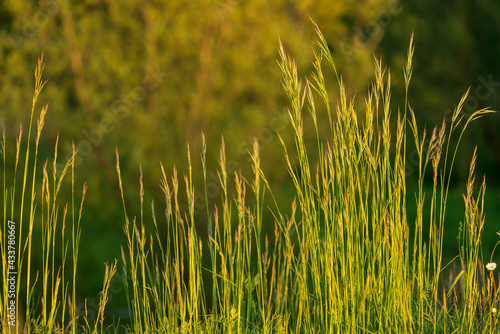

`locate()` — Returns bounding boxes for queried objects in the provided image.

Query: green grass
[1,25,498,333]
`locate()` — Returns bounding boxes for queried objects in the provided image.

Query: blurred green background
[1,0,499,319]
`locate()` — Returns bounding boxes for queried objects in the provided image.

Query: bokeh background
[1,0,499,321]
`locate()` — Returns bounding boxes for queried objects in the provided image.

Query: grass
[1,24,498,333]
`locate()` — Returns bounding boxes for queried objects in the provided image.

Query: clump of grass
[0,55,116,334]
[116,24,497,333]
[1,25,498,334]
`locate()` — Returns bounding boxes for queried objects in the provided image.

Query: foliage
[0,0,400,296]
[1,16,499,333]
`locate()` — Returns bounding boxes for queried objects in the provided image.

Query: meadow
[1,25,498,333]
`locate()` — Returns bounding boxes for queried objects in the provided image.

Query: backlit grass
[1,25,498,333]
